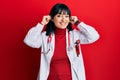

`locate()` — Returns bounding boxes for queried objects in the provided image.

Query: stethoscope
[42,31,81,56]
[41,34,52,54]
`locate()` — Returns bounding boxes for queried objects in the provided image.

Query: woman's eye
[65,16,69,18]
[57,15,61,17]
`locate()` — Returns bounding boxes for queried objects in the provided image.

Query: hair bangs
[58,9,70,15]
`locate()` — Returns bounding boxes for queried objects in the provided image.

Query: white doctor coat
[24,22,99,80]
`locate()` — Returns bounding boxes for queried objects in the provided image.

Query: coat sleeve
[23,23,44,48]
[77,22,100,44]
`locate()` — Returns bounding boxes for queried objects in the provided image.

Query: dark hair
[45,3,73,36]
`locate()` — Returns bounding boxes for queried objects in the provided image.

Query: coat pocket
[72,55,86,80]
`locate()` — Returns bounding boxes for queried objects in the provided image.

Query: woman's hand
[41,15,51,25]
[70,16,79,25]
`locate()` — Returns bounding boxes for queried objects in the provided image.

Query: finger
[70,20,74,24]
[46,16,51,21]
[70,16,76,21]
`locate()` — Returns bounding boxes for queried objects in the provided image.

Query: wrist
[40,21,45,26]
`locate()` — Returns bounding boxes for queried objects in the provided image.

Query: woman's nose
[61,16,65,21]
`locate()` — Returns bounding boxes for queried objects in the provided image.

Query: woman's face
[52,12,70,29]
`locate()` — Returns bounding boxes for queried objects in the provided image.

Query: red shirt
[47,27,72,80]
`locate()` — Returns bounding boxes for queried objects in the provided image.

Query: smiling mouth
[60,22,67,25]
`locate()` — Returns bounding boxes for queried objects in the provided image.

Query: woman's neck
[55,27,66,35]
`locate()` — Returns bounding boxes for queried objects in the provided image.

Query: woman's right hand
[41,15,51,25]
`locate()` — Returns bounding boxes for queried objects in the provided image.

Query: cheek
[53,20,60,27]
[54,20,59,25]
[53,19,60,24]
[66,18,70,22]
[67,19,70,23]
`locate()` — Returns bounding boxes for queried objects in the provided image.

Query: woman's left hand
[70,16,79,25]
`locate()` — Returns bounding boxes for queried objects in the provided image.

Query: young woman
[24,3,99,80]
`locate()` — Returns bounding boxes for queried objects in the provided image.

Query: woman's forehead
[58,9,69,15]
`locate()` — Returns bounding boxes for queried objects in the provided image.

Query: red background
[0,0,120,80]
